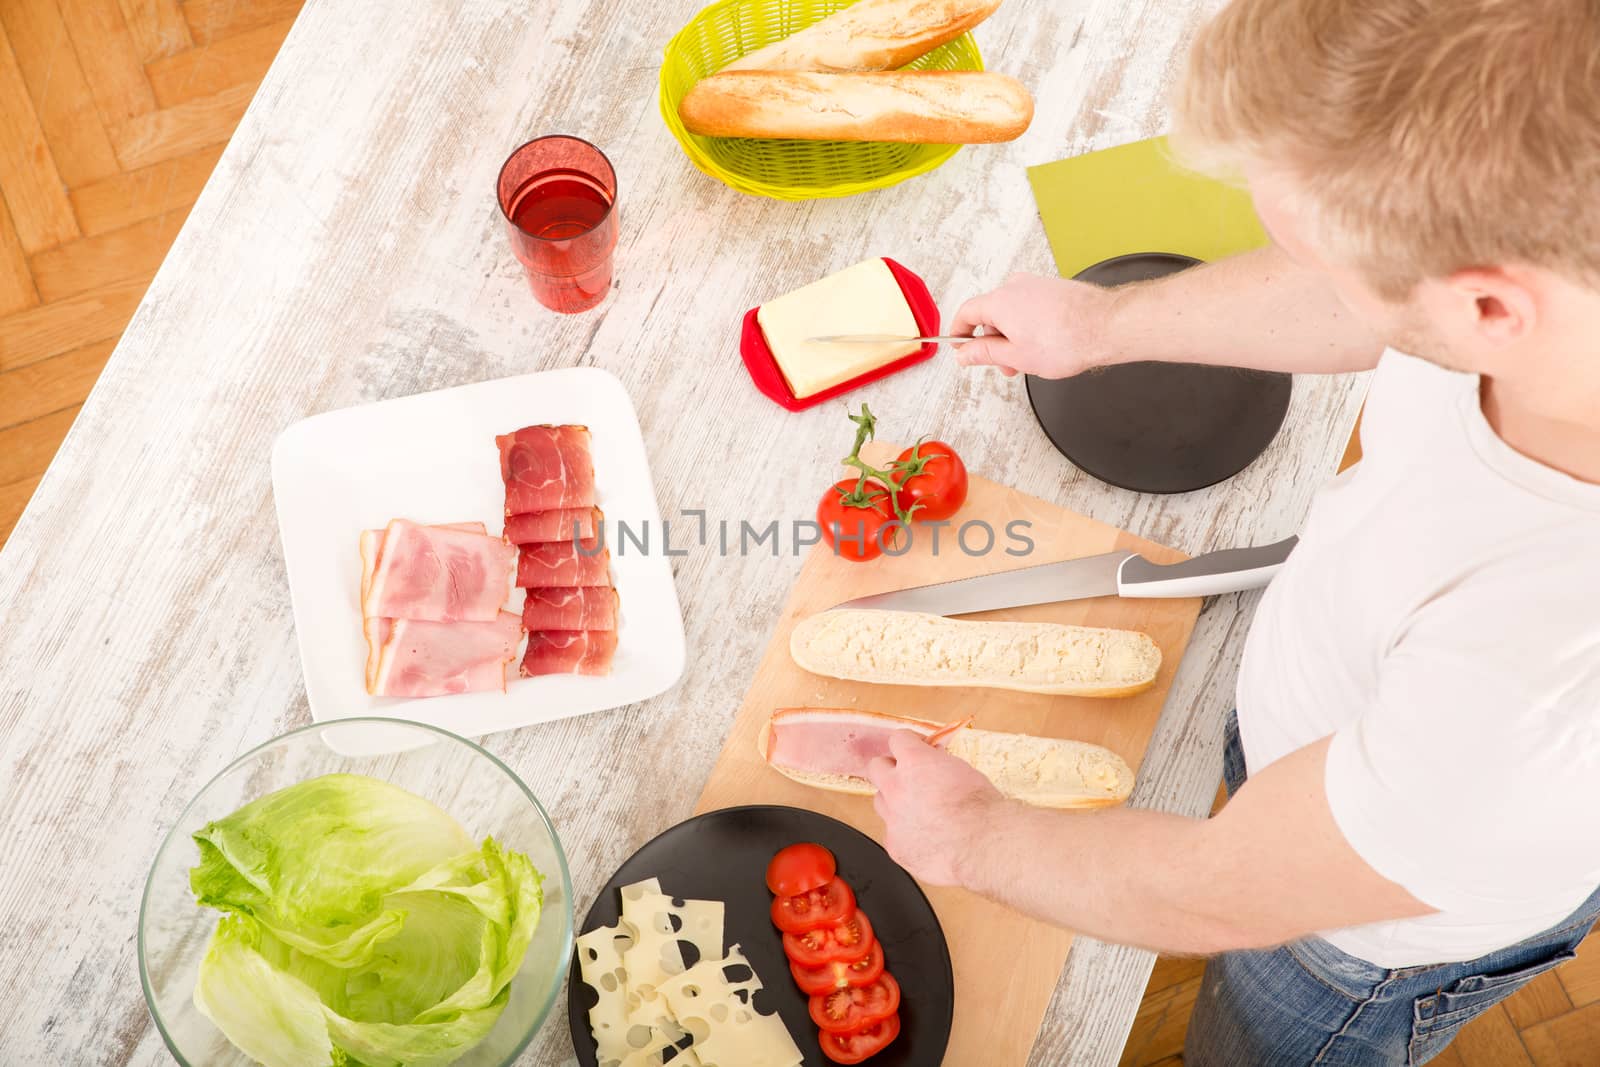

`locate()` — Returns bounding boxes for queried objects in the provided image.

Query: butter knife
[807,333,979,345]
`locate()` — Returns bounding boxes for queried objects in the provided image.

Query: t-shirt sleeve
[1325,631,1600,914]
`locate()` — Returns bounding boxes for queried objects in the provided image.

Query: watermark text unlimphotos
[566,509,1035,559]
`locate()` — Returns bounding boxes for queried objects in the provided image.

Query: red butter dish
[739,258,941,412]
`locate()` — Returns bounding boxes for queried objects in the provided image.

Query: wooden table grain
[0,0,1367,1062]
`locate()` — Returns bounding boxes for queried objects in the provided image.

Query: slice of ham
[359,522,487,693]
[520,629,617,677]
[516,538,610,588]
[522,586,618,631]
[366,519,517,622]
[497,425,596,515]
[503,507,601,546]
[373,610,523,697]
[763,708,946,779]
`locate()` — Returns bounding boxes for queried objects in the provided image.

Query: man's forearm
[959,803,1248,955]
[1099,245,1385,374]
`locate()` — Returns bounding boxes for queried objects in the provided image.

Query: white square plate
[271,367,685,738]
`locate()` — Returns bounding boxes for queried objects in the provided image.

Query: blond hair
[1173,0,1600,298]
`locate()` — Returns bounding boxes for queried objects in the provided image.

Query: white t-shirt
[1236,349,1600,967]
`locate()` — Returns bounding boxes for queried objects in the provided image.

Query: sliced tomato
[789,941,885,995]
[771,877,856,933]
[820,1012,901,1064]
[766,843,837,898]
[809,972,900,1033]
[782,909,874,967]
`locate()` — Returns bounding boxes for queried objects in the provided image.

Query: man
[863,0,1600,1062]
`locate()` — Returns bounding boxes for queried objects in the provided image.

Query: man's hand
[864,730,1007,887]
[950,272,1118,379]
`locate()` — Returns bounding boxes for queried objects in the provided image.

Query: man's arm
[951,244,1386,380]
[865,731,1431,955]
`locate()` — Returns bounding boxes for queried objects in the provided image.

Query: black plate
[1025,252,1293,494]
[568,805,953,1067]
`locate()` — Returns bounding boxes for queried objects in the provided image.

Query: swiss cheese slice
[757,258,921,400]
[657,946,801,1067]
[579,880,799,1067]
[575,922,637,1067]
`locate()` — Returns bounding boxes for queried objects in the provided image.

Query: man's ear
[1445,267,1538,344]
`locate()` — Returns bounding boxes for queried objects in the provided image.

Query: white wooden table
[0,0,1366,1062]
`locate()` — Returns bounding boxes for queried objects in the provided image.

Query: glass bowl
[138,718,574,1067]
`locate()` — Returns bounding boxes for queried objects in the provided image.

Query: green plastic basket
[659,0,985,200]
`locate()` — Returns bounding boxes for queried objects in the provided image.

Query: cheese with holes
[619,882,726,1026]
[757,258,920,400]
[575,922,636,1067]
[579,880,799,1067]
[657,946,801,1067]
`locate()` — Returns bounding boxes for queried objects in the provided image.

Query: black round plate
[1025,251,1293,494]
[568,805,953,1067]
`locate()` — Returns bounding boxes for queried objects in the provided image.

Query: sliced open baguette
[759,707,1134,809]
[789,609,1160,696]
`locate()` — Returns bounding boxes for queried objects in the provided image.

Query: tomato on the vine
[892,440,968,521]
[820,1013,901,1064]
[782,910,874,967]
[789,941,885,995]
[771,877,856,933]
[766,843,836,898]
[816,479,899,563]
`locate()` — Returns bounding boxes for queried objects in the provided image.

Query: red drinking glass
[497,136,618,313]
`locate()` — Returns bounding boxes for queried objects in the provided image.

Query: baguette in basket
[679,70,1033,144]
[721,0,1002,73]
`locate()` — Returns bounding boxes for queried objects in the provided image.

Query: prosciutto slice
[366,519,517,622]
[359,521,486,693]
[516,538,610,588]
[520,630,617,677]
[497,425,596,515]
[503,507,601,546]
[373,611,523,698]
[522,586,618,631]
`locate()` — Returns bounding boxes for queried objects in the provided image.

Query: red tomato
[782,910,874,967]
[809,972,900,1033]
[817,480,899,563]
[789,941,885,995]
[892,441,968,522]
[820,1012,901,1064]
[771,877,856,933]
[766,843,836,898]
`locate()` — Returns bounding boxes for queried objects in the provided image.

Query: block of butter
[757,258,922,400]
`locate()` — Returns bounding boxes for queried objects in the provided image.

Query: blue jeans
[1184,709,1600,1066]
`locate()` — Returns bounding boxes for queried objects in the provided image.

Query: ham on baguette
[790,609,1160,696]
[759,708,1135,810]
[720,0,1002,73]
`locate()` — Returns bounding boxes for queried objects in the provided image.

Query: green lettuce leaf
[189,774,544,1067]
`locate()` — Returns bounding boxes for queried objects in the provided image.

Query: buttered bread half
[789,608,1161,696]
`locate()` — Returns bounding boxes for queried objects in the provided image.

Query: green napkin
[1026,136,1268,278]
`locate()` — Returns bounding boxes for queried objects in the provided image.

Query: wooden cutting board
[695,448,1203,1066]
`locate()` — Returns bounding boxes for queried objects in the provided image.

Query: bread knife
[829,536,1298,615]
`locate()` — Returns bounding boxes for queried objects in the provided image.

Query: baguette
[759,707,1135,809]
[721,0,1002,73]
[678,71,1033,144]
[789,609,1161,696]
